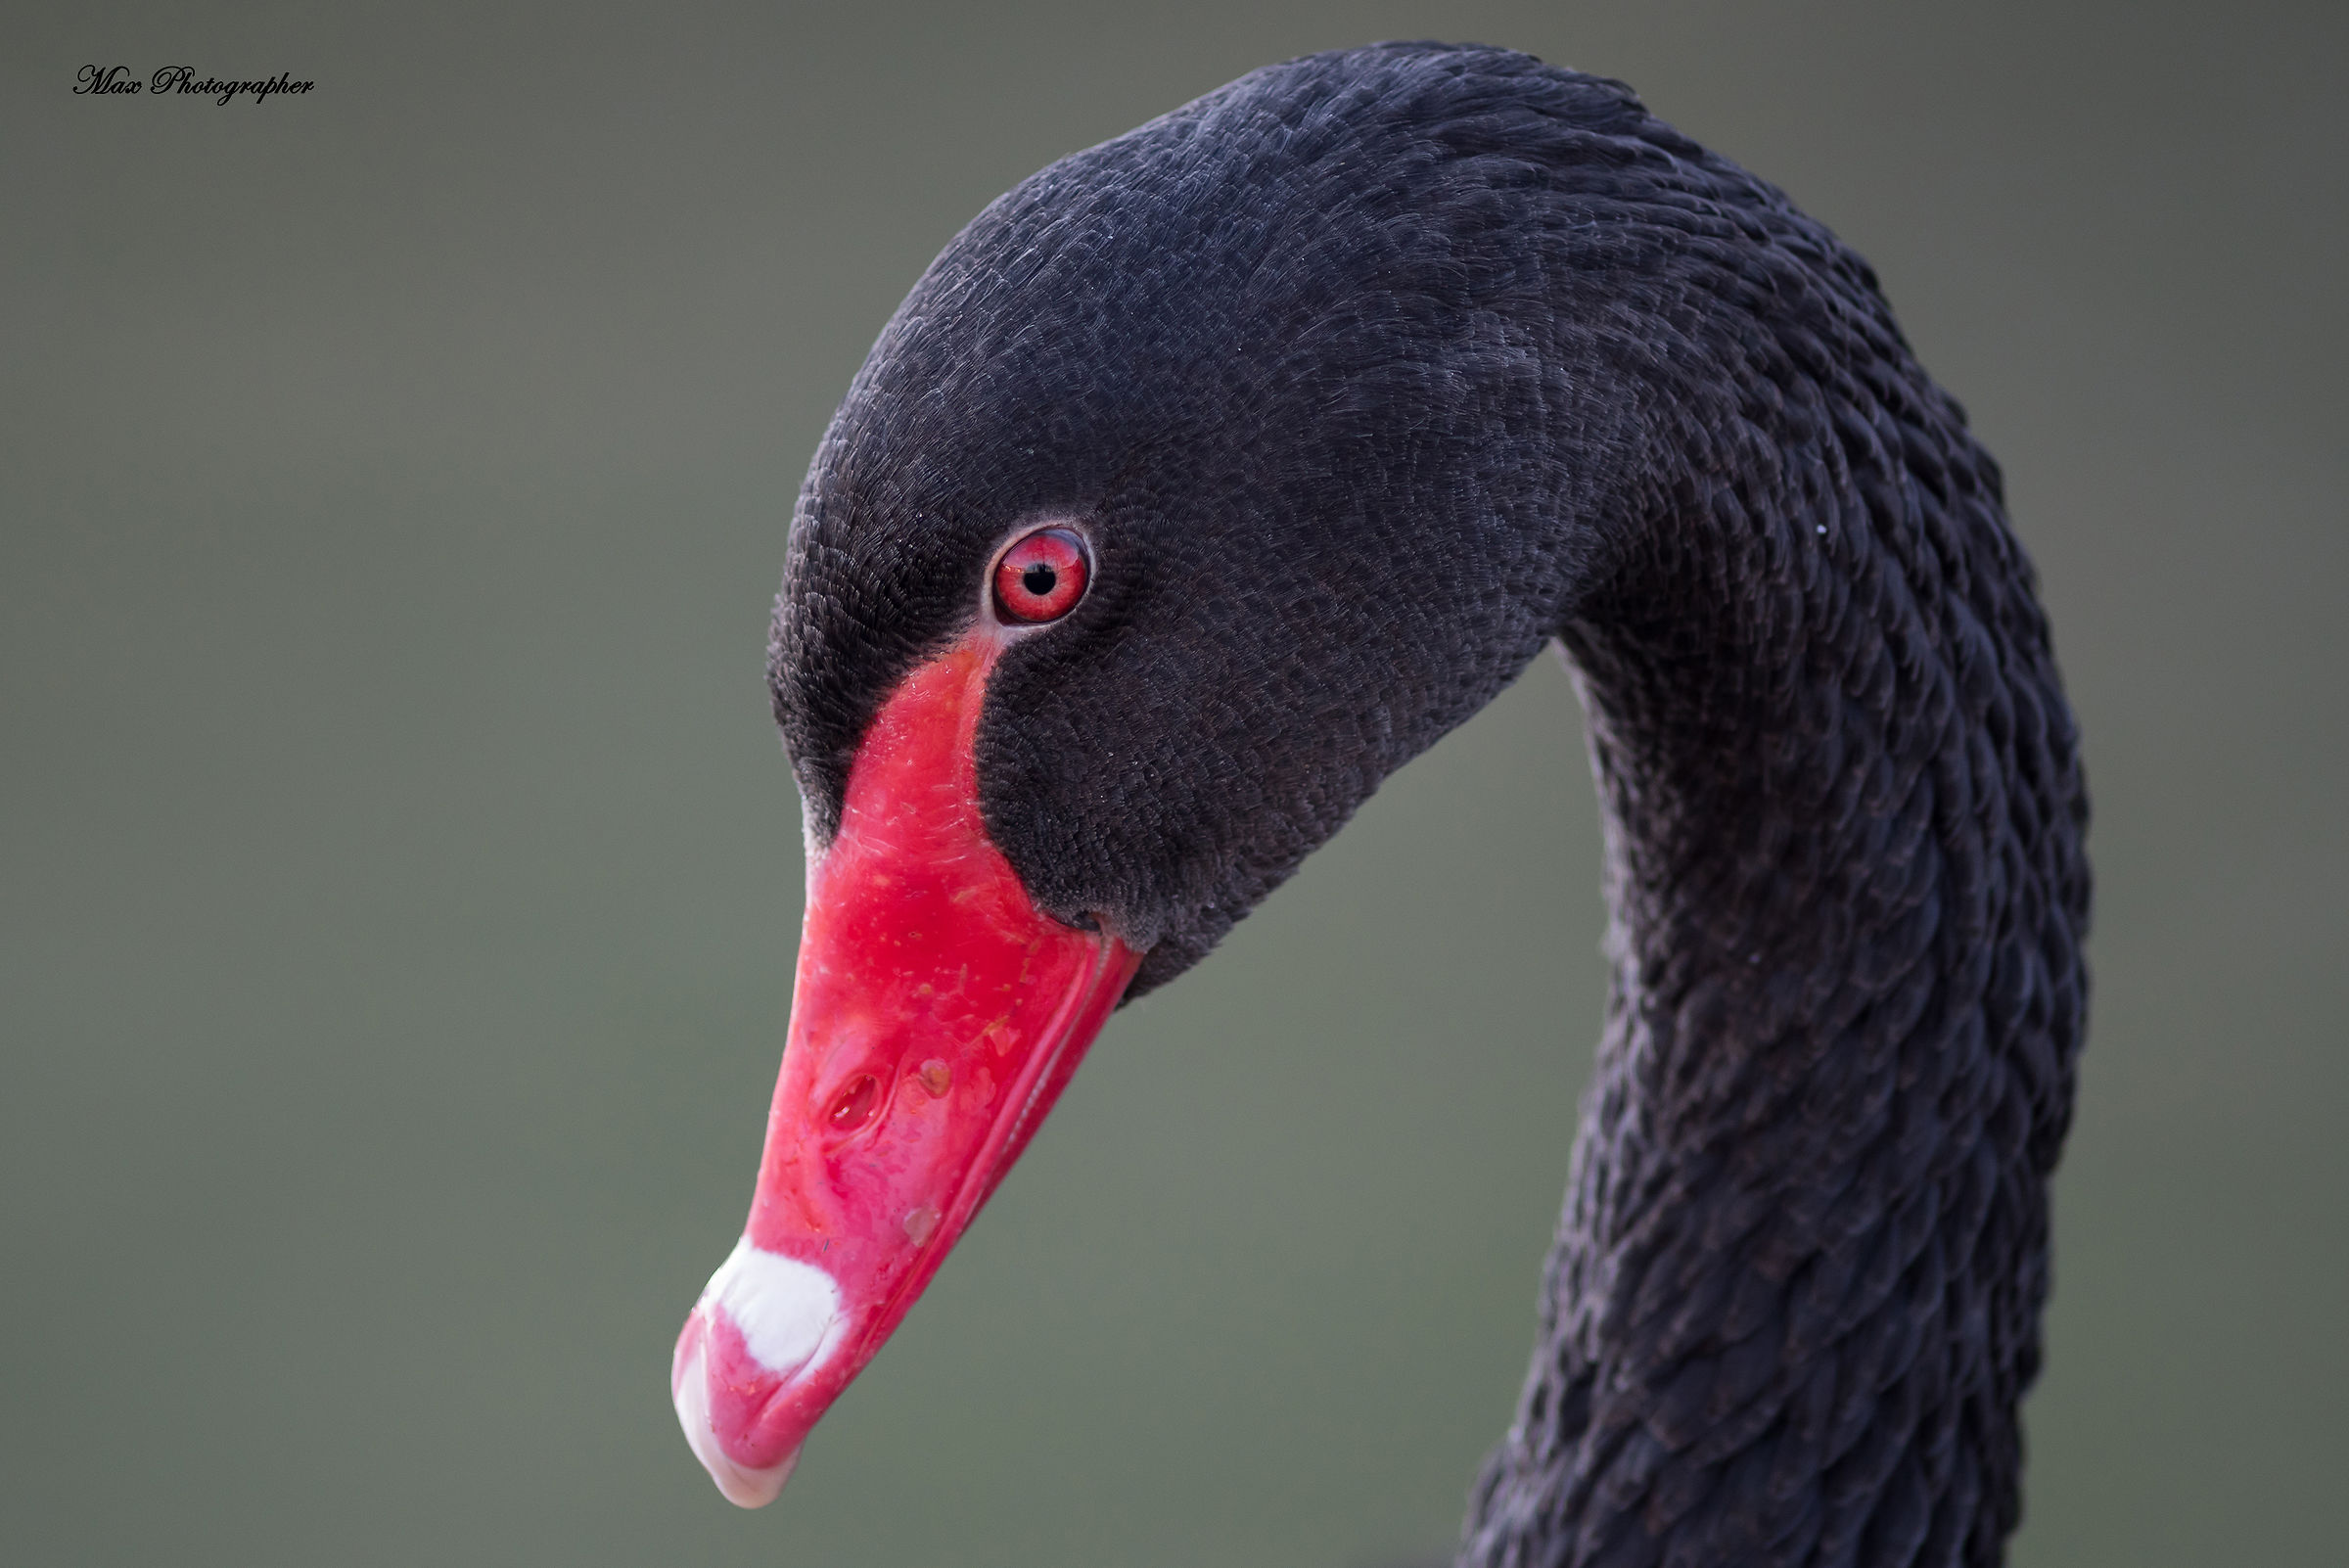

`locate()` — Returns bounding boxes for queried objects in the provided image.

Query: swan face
[680,45,1658,1509]
[771,51,1627,998]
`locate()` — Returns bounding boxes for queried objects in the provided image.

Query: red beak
[670,635,1142,1505]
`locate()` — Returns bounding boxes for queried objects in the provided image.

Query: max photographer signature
[75,66,315,105]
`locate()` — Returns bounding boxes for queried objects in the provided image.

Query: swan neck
[1461,360,2089,1566]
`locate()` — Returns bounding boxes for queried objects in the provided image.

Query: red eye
[992,528,1090,623]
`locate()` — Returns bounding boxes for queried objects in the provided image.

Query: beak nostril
[826,1074,881,1131]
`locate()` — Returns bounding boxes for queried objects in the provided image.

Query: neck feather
[1460,313,2090,1568]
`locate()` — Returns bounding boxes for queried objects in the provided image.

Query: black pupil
[1021,563,1058,597]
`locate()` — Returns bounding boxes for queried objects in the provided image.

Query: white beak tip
[671,1328,802,1508]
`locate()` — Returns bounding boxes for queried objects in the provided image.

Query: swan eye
[992,528,1090,623]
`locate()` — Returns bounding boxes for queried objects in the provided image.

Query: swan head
[682,43,1705,1505]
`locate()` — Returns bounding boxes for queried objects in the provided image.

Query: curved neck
[1460,333,2090,1566]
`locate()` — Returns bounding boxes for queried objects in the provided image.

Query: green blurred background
[6,3,2342,1564]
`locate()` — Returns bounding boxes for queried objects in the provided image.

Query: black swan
[669,42,2090,1568]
